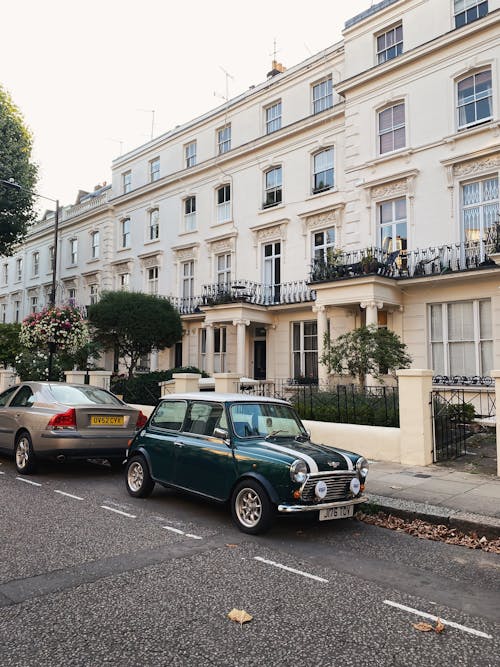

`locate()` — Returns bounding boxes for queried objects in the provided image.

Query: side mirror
[213,427,230,445]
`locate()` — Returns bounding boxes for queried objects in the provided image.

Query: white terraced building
[1,0,500,384]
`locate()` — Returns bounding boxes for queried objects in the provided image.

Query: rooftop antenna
[214,66,234,103]
[106,137,124,155]
[137,108,155,140]
[269,37,280,65]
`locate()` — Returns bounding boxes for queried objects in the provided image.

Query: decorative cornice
[452,154,500,177]
[303,209,342,231]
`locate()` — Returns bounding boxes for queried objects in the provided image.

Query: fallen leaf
[225,544,238,548]
[434,619,445,634]
[413,622,434,632]
[228,608,253,625]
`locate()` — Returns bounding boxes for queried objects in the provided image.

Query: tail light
[135,411,148,429]
[47,408,77,430]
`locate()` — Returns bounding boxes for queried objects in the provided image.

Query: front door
[254,340,266,380]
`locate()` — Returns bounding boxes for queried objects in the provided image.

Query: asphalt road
[0,456,499,667]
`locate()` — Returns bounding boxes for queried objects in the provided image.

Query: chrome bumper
[278,495,367,514]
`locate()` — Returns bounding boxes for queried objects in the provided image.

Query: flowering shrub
[20,305,90,354]
[14,350,65,381]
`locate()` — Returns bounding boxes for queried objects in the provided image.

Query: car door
[0,385,21,450]
[173,401,237,500]
[144,400,188,484]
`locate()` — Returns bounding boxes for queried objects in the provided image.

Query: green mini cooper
[125,393,369,534]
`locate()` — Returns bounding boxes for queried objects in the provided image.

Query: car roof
[160,392,289,404]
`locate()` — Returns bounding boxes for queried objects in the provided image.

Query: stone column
[0,369,18,391]
[233,319,250,377]
[150,349,159,372]
[204,323,215,376]
[64,370,88,384]
[313,304,328,387]
[172,373,201,393]
[397,369,434,466]
[489,371,500,476]
[361,300,383,386]
[214,372,241,394]
[88,371,112,390]
[361,300,382,327]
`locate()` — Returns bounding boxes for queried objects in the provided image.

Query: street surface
[0,456,499,667]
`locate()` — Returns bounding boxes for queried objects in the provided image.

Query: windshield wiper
[265,429,286,439]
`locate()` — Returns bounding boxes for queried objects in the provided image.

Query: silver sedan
[0,382,148,474]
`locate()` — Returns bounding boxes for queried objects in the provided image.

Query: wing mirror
[213,427,231,446]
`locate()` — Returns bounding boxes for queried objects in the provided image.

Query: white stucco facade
[2,0,500,382]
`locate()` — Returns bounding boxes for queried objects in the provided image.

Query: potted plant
[360,248,379,274]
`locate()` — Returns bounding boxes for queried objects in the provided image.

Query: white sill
[258,203,285,215]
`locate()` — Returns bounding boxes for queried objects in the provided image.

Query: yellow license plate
[90,415,124,426]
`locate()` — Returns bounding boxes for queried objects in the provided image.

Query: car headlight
[290,459,308,483]
[356,456,369,478]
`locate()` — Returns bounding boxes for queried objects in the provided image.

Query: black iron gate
[431,389,467,462]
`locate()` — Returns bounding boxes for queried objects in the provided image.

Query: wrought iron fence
[431,389,468,461]
[234,379,399,427]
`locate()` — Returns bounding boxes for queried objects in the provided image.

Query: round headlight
[315,480,328,499]
[356,457,369,478]
[290,459,308,483]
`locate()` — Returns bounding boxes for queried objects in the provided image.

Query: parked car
[0,382,148,474]
[125,393,369,534]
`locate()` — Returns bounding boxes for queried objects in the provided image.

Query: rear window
[49,385,122,406]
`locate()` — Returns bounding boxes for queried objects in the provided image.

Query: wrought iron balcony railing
[169,280,316,314]
[202,280,316,307]
[309,240,498,284]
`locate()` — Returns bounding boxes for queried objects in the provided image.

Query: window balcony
[309,239,498,284]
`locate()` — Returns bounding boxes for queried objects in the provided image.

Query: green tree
[321,324,412,387]
[0,85,38,256]
[0,323,22,368]
[87,291,183,378]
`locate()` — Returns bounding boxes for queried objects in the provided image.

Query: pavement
[365,459,500,538]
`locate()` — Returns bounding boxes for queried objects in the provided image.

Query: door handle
[174,441,185,448]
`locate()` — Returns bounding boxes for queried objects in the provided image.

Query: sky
[1,0,373,210]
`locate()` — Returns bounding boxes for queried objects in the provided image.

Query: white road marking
[0,471,5,475]
[163,525,184,535]
[254,556,328,583]
[101,505,136,518]
[383,600,493,639]
[162,526,203,540]
[54,490,84,501]
[16,477,41,486]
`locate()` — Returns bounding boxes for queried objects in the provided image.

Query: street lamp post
[1,179,60,378]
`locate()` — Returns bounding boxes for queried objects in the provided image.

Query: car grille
[300,472,356,502]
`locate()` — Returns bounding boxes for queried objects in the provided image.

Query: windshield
[229,402,306,439]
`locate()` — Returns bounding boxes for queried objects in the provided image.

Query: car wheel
[125,456,155,498]
[15,432,37,475]
[231,479,274,535]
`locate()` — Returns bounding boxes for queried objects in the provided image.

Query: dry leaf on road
[413,622,434,632]
[434,619,445,633]
[228,608,253,625]
[225,544,238,548]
